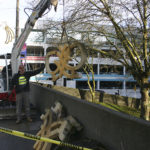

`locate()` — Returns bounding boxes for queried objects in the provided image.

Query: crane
[11,0,58,75]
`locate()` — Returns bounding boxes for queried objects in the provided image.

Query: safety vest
[19,76,27,85]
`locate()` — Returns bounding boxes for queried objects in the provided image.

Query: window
[77,64,97,74]
[27,46,44,56]
[100,81,123,89]
[100,65,123,75]
[76,81,97,89]
[126,82,139,89]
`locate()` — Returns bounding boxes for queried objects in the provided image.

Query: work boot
[16,119,21,124]
[27,117,32,122]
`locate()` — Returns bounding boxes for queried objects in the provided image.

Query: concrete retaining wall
[42,85,140,108]
[30,83,150,150]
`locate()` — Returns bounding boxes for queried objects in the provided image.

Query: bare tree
[26,0,150,120]
[64,0,150,120]
[83,52,96,102]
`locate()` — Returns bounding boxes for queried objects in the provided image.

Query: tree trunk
[91,91,95,102]
[140,85,150,120]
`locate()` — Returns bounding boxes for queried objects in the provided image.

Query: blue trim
[30,73,52,81]
[77,74,132,78]
[29,73,150,82]
[74,79,136,82]
[74,74,135,82]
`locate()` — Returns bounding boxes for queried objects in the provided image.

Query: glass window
[100,81,123,89]
[100,65,123,75]
[126,82,139,89]
[27,46,44,56]
[77,64,97,74]
[76,81,97,89]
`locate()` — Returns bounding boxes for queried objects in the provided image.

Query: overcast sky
[0,0,29,55]
[0,0,62,56]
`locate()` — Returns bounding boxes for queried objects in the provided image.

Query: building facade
[24,28,140,98]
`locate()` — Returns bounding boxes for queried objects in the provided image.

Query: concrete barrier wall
[30,83,150,150]
[46,85,139,108]
[79,89,139,108]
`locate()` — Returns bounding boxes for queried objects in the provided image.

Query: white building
[24,28,141,98]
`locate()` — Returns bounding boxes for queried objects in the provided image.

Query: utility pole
[15,0,19,42]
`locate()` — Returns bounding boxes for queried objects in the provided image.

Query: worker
[2,62,12,90]
[12,64,45,124]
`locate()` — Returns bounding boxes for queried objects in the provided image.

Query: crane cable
[60,0,69,43]
[45,0,87,80]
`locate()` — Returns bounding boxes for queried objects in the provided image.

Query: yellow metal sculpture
[45,42,87,81]
[5,25,15,44]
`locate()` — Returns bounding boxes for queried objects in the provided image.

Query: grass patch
[40,84,141,119]
[98,102,141,118]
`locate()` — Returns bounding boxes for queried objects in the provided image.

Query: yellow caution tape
[0,126,92,150]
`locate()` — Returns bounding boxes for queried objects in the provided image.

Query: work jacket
[12,65,45,93]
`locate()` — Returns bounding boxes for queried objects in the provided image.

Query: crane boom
[11,0,57,75]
